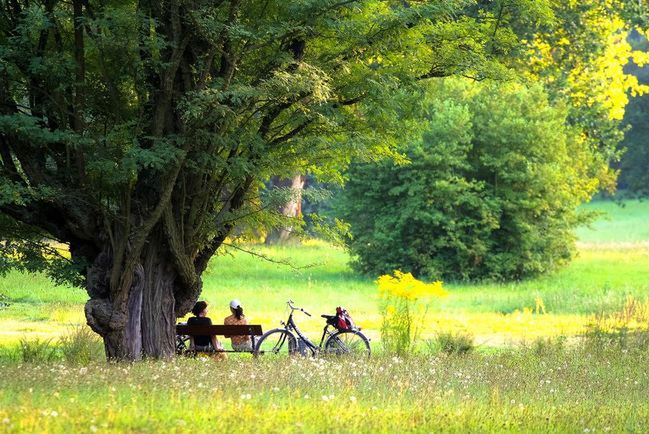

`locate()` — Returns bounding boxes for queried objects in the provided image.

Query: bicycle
[253,300,371,358]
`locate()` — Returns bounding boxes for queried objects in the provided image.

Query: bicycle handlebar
[287,300,311,317]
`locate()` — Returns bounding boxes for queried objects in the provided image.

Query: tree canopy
[0,0,557,359]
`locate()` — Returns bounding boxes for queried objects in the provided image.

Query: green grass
[1,343,649,433]
[576,199,649,243]
[0,199,649,432]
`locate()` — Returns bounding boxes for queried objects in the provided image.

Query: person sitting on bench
[224,299,253,352]
[187,301,223,352]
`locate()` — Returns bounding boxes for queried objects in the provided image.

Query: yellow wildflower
[376,270,448,301]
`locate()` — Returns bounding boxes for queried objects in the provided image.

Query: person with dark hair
[224,299,253,352]
[187,301,224,355]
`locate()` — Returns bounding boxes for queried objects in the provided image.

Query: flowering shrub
[376,270,447,354]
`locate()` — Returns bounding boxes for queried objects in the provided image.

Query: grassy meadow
[2,200,648,347]
[3,344,649,433]
[0,199,648,432]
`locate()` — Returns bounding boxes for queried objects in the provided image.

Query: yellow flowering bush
[376,271,447,354]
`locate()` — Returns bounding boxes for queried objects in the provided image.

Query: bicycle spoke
[254,329,297,358]
[324,330,370,357]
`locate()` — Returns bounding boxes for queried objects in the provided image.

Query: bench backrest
[176,324,263,336]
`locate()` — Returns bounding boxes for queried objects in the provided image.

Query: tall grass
[18,338,57,363]
[58,326,104,365]
[2,326,104,364]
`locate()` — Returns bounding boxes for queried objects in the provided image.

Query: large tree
[338,80,599,281]
[0,0,551,359]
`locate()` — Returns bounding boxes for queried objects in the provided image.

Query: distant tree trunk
[265,175,306,245]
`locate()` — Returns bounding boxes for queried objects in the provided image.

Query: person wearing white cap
[223,299,253,351]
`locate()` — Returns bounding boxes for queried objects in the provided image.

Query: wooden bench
[176,324,263,354]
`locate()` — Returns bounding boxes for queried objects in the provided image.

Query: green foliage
[0,0,558,291]
[522,1,649,195]
[338,79,599,281]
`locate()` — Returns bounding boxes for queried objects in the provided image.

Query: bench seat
[176,324,263,354]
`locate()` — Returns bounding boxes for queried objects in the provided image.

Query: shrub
[377,271,447,354]
[59,325,104,364]
[429,331,475,355]
[337,79,599,281]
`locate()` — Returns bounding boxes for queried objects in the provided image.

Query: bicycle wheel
[253,328,298,357]
[176,335,190,355]
[324,330,371,357]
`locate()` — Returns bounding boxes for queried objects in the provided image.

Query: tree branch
[220,242,322,271]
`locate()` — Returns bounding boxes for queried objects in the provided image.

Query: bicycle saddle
[321,314,336,319]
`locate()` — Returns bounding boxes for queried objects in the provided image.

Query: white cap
[229,299,242,309]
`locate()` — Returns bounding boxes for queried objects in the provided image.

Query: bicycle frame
[281,303,337,355]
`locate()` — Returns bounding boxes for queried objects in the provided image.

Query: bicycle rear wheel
[324,330,371,357]
[253,328,298,357]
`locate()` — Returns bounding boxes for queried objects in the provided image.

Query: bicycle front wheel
[324,330,371,357]
[253,328,298,358]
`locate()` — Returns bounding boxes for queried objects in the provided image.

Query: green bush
[337,79,599,280]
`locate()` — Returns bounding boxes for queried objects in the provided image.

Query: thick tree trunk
[84,232,187,360]
[140,239,177,358]
[265,174,305,245]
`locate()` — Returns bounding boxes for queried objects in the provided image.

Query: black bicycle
[253,300,371,357]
